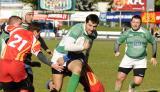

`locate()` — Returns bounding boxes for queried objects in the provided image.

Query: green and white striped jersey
[56,23,97,54]
[117,27,156,59]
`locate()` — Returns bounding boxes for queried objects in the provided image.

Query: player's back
[1,27,35,61]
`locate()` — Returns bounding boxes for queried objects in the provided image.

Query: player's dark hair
[28,22,41,32]
[131,15,142,23]
[8,16,22,25]
[86,14,99,24]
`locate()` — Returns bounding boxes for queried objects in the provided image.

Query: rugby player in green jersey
[48,14,99,92]
[114,15,157,92]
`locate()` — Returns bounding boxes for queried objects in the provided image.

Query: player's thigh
[67,59,83,73]
[10,61,27,82]
[0,60,13,82]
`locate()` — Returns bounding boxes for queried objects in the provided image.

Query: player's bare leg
[115,72,127,92]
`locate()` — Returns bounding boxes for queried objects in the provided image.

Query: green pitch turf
[1,39,160,92]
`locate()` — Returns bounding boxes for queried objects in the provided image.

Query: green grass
[2,39,159,92]
[62,25,122,31]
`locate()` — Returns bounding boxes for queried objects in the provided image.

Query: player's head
[28,22,41,38]
[8,16,22,27]
[131,15,142,31]
[85,14,99,35]
[22,4,34,24]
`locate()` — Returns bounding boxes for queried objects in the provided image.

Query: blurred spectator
[121,23,129,34]
[53,21,62,37]
[149,23,156,35]
[154,29,160,38]
[44,22,53,39]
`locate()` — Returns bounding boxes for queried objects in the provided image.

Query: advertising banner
[70,12,100,21]
[141,12,160,23]
[141,12,156,23]
[112,0,146,11]
[156,12,160,23]
[33,14,48,20]
[40,0,72,11]
[47,14,68,20]
[104,12,141,22]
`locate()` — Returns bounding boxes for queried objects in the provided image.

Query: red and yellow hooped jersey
[1,26,41,61]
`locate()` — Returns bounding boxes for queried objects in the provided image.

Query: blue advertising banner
[100,12,141,22]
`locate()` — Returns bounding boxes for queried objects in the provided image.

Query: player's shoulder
[73,23,83,27]
[141,27,148,32]
[139,27,150,35]
[121,28,131,35]
[70,23,83,31]
[69,23,83,35]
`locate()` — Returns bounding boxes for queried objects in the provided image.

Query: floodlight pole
[146,0,155,29]
[119,11,122,27]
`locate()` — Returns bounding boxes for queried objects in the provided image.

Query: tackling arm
[38,36,52,55]
[37,52,52,66]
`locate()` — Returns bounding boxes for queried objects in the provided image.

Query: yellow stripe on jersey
[31,40,40,52]
[15,46,31,61]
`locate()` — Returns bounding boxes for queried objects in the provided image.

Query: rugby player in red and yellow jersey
[0,21,53,92]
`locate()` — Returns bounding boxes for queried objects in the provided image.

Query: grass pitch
[2,39,159,92]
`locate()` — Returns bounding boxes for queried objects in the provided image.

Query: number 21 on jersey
[8,34,28,51]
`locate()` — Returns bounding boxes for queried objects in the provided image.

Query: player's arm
[114,41,121,57]
[146,31,157,58]
[145,30,157,65]
[38,36,52,55]
[151,41,157,58]
[64,26,86,51]
[31,38,52,66]
[37,52,52,66]
[37,52,64,71]
[64,36,90,52]
[114,31,128,56]
[150,40,157,66]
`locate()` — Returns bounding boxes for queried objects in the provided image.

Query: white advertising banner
[70,12,100,21]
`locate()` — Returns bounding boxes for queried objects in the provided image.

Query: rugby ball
[75,37,86,46]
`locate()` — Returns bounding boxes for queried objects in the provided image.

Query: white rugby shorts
[51,49,67,66]
[119,54,147,69]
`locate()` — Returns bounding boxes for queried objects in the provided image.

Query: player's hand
[150,58,157,66]
[57,57,65,66]
[83,40,90,50]
[115,52,120,57]
[51,63,64,72]
[46,49,53,56]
